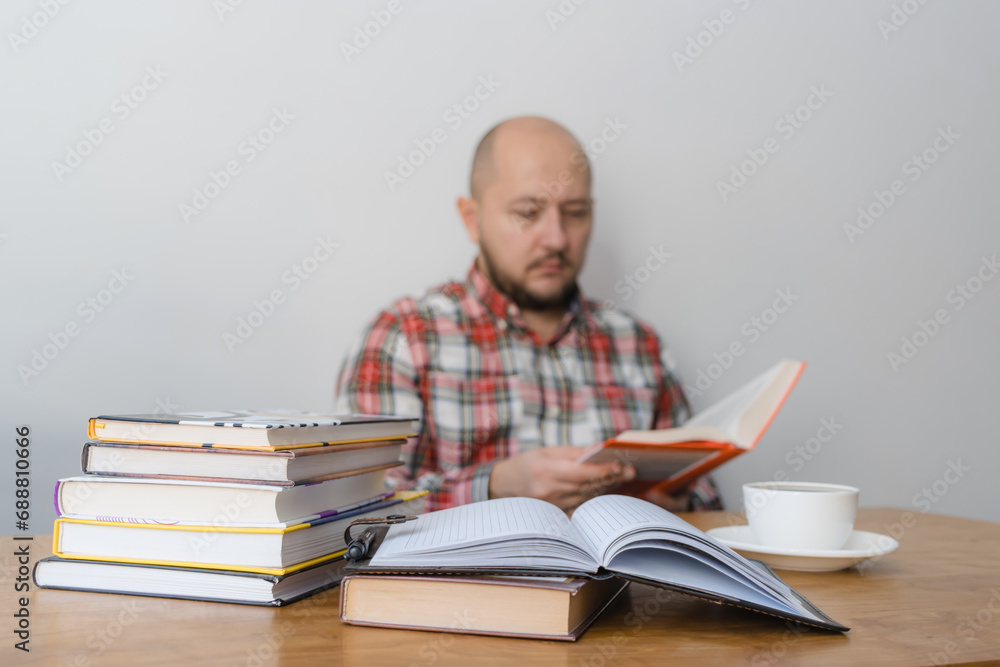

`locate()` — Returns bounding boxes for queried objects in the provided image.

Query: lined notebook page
[571,494,695,563]
[371,497,595,568]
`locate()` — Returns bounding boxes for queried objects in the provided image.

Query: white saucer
[705,526,899,572]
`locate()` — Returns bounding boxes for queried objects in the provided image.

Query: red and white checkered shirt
[335,262,721,512]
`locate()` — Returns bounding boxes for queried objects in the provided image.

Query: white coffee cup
[743,481,859,551]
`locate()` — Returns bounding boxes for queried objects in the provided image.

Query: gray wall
[3,0,998,535]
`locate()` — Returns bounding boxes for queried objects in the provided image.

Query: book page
[682,364,783,438]
[682,360,801,447]
[571,495,696,563]
[371,497,598,571]
[609,547,809,616]
[573,495,814,618]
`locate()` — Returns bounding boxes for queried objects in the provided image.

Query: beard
[478,243,579,312]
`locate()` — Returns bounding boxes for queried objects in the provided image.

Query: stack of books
[33,411,426,606]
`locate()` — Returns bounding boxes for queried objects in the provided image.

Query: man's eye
[565,208,590,218]
[516,209,540,219]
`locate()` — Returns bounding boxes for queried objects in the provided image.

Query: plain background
[2,0,998,535]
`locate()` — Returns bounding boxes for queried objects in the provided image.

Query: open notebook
[349,494,846,631]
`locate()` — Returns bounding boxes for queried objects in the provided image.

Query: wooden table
[5,508,1000,666]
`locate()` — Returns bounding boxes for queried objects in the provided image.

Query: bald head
[469,116,590,202]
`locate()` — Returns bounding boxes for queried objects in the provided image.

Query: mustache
[527,253,569,270]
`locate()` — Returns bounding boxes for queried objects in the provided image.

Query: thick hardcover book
[346,494,847,632]
[81,438,406,486]
[55,468,393,523]
[53,491,427,576]
[340,575,629,641]
[34,555,349,606]
[87,411,419,450]
[580,360,805,495]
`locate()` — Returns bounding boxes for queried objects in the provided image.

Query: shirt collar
[466,259,591,344]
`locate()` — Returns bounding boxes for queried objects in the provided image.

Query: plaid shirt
[335,261,721,513]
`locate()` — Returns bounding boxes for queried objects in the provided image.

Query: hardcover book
[53,491,427,576]
[81,438,406,486]
[580,359,805,494]
[340,575,628,641]
[55,468,393,523]
[87,410,419,450]
[34,555,349,606]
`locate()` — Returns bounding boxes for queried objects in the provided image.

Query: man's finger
[550,460,626,484]
[539,445,590,460]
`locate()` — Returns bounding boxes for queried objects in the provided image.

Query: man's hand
[488,446,636,511]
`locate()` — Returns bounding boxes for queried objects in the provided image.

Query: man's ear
[456,196,480,244]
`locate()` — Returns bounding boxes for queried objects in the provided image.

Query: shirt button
[497,320,507,330]
[551,406,562,418]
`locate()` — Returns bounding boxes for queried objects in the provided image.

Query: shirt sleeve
[334,310,494,510]
[652,337,723,512]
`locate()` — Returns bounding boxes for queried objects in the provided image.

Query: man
[335,116,720,513]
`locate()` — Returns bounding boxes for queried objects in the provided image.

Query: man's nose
[536,206,569,250]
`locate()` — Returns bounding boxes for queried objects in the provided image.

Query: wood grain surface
[5,508,1000,666]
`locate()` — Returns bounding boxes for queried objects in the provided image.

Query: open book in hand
[348,494,847,632]
[579,359,806,495]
